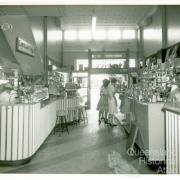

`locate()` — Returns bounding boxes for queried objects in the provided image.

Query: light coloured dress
[107,83,118,114]
[97,86,109,112]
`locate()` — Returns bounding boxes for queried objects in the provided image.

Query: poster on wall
[16,37,35,57]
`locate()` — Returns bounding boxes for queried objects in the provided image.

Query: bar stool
[54,98,69,135]
[76,105,88,124]
[67,107,78,126]
[54,110,69,135]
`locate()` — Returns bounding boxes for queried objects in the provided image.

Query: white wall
[167,5,180,47]
[142,6,162,57]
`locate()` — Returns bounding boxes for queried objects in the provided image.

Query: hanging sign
[92,54,124,59]
[16,37,35,57]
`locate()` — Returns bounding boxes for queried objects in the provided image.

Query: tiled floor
[0,110,158,174]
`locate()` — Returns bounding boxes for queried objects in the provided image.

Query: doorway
[90,74,127,111]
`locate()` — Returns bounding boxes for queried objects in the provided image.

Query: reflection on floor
[0,110,158,174]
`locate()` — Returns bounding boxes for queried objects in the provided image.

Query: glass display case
[72,72,88,105]
[48,70,65,96]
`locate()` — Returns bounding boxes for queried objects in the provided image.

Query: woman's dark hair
[103,79,110,87]
[111,78,117,83]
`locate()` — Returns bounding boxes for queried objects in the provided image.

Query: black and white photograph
[0,0,180,177]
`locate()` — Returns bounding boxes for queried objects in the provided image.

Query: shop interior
[0,4,180,175]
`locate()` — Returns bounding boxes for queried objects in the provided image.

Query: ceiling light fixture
[92,16,96,32]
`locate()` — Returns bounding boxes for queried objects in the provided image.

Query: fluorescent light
[107,30,121,40]
[64,30,77,41]
[92,16,96,32]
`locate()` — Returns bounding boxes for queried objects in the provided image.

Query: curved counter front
[0,99,57,165]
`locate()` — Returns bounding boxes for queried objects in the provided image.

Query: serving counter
[0,97,80,165]
[162,103,180,174]
[134,100,165,161]
[121,96,165,161]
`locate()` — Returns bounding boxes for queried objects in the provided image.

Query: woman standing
[107,78,118,126]
[97,79,110,125]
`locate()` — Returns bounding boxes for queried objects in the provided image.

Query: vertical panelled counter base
[162,103,180,174]
[0,97,80,165]
[0,98,57,165]
[134,101,165,162]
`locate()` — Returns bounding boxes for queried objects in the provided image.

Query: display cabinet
[48,70,65,96]
[72,72,88,105]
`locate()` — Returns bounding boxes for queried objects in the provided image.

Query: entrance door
[90,74,127,111]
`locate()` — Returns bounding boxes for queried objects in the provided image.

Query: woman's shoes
[99,118,117,126]
[104,118,109,124]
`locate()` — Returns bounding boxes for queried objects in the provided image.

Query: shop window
[64,30,77,41]
[122,29,135,39]
[144,29,162,40]
[93,30,106,40]
[78,30,92,40]
[129,59,136,68]
[107,30,121,40]
[48,30,62,41]
[76,59,89,71]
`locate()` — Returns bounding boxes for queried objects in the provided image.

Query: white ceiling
[0,5,155,28]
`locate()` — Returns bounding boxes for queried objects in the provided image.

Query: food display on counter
[65,82,80,98]
[125,43,180,104]
[48,71,65,97]
[131,69,173,103]
[17,85,49,103]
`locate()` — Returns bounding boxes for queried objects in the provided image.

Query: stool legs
[79,107,88,124]
[54,115,69,135]
[63,116,69,134]
[54,116,60,134]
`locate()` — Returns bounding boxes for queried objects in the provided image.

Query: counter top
[0,97,51,107]
[0,101,39,106]
[162,102,180,114]
[124,96,165,105]
[40,97,57,108]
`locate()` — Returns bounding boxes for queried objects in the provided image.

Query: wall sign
[16,37,35,57]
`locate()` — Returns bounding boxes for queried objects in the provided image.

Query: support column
[162,5,167,49]
[60,29,64,67]
[138,26,145,67]
[43,16,48,85]
[87,49,92,109]
[136,29,140,68]
[126,48,130,68]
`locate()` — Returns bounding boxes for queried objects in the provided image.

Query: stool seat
[76,105,87,109]
[68,107,76,110]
